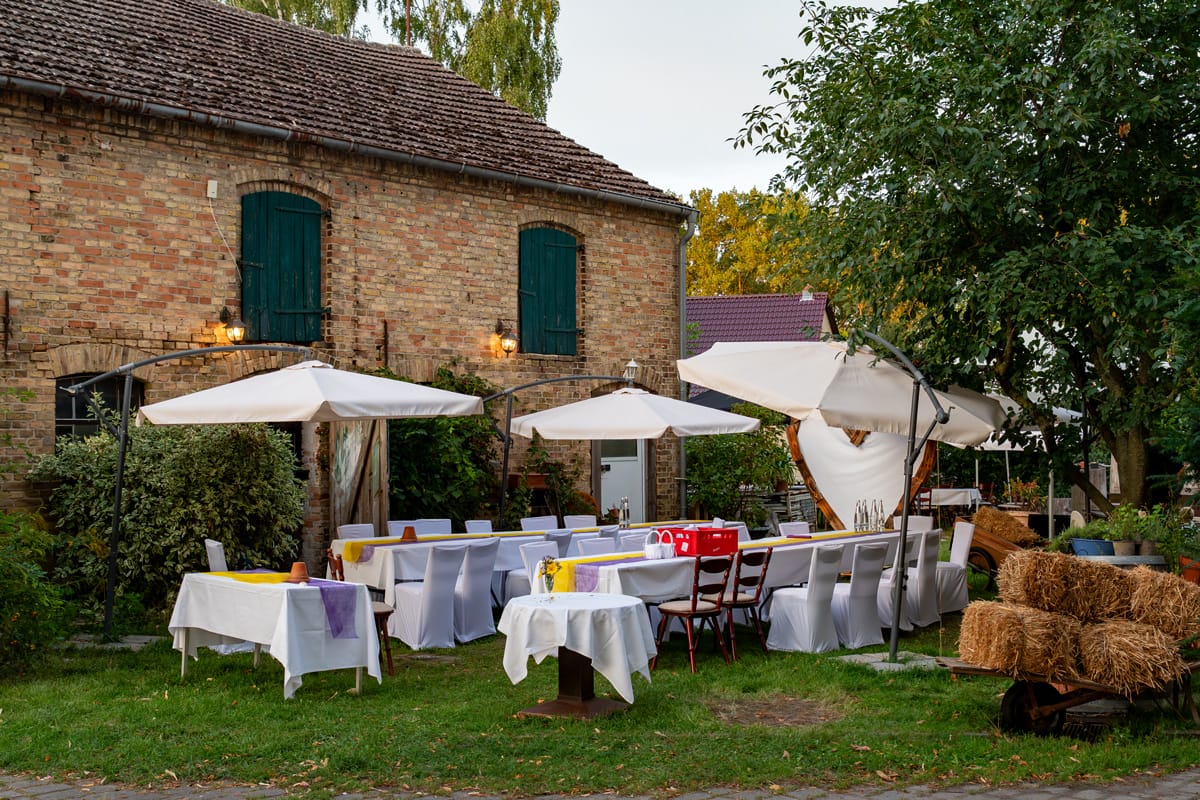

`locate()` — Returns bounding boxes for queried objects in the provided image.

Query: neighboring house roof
[0,0,690,216]
[684,293,831,407]
[685,293,829,357]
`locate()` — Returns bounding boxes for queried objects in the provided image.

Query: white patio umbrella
[138,360,483,423]
[508,387,760,440]
[677,341,1004,446]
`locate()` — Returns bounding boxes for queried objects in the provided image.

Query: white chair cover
[892,514,935,532]
[204,538,227,571]
[830,542,888,650]
[563,514,597,528]
[905,530,942,628]
[415,518,452,535]
[453,539,500,642]
[578,537,617,556]
[503,541,559,601]
[778,521,810,536]
[545,529,574,557]
[465,519,493,533]
[566,531,600,556]
[765,544,843,653]
[386,520,417,536]
[619,533,646,552]
[936,520,975,614]
[337,523,376,539]
[520,515,558,531]
[388,545,468,649]
[877,532,921,631]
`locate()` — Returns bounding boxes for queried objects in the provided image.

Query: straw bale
[973,506,1041,547]
[996,550,1132,622]
[1128,566,1200,641]
[1078,620,1187,698]
[959,600,1080,681]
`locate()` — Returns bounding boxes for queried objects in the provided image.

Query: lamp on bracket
[495,319,518,357]
[623,359,639,385]
[800,284,815,302]
[219,306,246,344]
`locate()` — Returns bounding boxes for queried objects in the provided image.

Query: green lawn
[2,598,1198,798]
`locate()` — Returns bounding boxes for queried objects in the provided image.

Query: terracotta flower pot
[1111,540,1136,556]
[1180,556,1200,584]
[1138,540,1158,556]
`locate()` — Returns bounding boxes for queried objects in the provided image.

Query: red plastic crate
[664,527,739,557]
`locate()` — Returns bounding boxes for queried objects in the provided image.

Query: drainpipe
[678,209,699,518]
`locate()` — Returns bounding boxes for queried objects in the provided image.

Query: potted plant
[1003,478,1045,526]
[1071,518,1114,556]
[1103,504,1141,556]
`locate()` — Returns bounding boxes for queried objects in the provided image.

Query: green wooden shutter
[241,191,323,343]
[519,227,577,355]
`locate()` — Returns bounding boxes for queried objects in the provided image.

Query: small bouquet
[539,556,559,594]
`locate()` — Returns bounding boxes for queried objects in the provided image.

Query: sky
[360,2,806,200]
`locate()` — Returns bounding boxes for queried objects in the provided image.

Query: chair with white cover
[465,519,494,533]
[578,537,617,556]
[830,542,888,650]
[415,518,452,535]
[906,530,942,628]
[386,520,417,537]
[877,530,937,631]
[520,515,558,531]
[618,532,646,552]
[545,529,574,558]
[765,544,843,653]
[892,515,935,532]
[778,521,810,537]
[503,541,559,601]
[389,545,468,649]
[453,539,500,642]
[337,523,376,539]
[563,514,597,529]
[204,538,228,571]
[935,520,975,614]
[566,531,600,556]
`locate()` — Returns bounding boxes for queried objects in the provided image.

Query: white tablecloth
[168,573,381,699]
[332,538,482,606]
[498,592,655,703]
[928,488,982,508]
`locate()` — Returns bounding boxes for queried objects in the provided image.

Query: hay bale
[973,506,1041,547]
[1078,620,1187,698]
[959,600,1081,681]
[996,549,1132,622]
[1128,566,1200,641]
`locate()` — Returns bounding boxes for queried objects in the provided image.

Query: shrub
[0,508,67,668]
[29,424,303,619]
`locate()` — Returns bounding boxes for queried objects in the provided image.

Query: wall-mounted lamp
[219,306,247,344]
[800,284,815,302]
[623,359,639,384]
[495,319,518,357]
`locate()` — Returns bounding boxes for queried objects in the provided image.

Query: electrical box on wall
[206,180,218,199]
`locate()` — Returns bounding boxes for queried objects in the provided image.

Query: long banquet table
[547,529,906,604]
[169,571,381,699]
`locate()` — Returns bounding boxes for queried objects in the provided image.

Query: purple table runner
[308,577,359,639]
[574,556,649,593]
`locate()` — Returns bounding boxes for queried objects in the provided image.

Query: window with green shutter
[241,191,325,344]
[519,227,578,356]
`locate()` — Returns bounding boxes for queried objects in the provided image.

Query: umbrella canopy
[677,341,1005,446]
[509,387,760,439]
[138,360,484,424]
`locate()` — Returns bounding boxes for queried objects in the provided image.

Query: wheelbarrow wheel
[1000,680,1066,736]
[967,547,997,592]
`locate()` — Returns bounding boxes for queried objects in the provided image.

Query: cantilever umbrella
[509,387,760,440]
[138,360,483,423]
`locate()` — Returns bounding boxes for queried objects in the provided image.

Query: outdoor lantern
[220,306,246,344]
[623,359,639,383]
[496,319,518,357]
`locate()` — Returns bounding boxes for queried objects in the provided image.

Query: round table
[498,592,655,719]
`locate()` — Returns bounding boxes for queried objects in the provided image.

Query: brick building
[0,0,694,558]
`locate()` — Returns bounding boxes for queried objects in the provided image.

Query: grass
[2,578,1198,798]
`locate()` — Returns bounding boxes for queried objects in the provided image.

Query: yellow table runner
[211,571,290,583]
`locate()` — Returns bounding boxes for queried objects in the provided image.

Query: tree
[737,0,1200,509]
[226,0,364,36]
[377,0,561,119]
[686,188,812,295]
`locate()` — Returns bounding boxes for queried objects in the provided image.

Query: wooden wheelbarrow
[937,656,1200,735]
[965,523,1040,591]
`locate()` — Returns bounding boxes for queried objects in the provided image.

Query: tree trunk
[1110,428,1149,508]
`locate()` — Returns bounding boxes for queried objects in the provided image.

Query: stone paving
[4,768,1200,800]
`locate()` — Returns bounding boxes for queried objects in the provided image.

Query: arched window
[55,373,144,440]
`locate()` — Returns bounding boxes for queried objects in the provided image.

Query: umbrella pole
[888,379,921,661]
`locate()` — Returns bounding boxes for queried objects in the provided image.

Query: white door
[600,439,645,524]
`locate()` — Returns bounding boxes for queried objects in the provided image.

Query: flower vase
[542,572,555,597]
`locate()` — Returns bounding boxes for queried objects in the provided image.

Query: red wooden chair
[719,547,773,659]
[650,554,734,673]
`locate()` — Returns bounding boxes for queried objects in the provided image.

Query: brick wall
[0,90,685,556]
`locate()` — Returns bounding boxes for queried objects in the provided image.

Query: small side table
[498,592,655,719]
